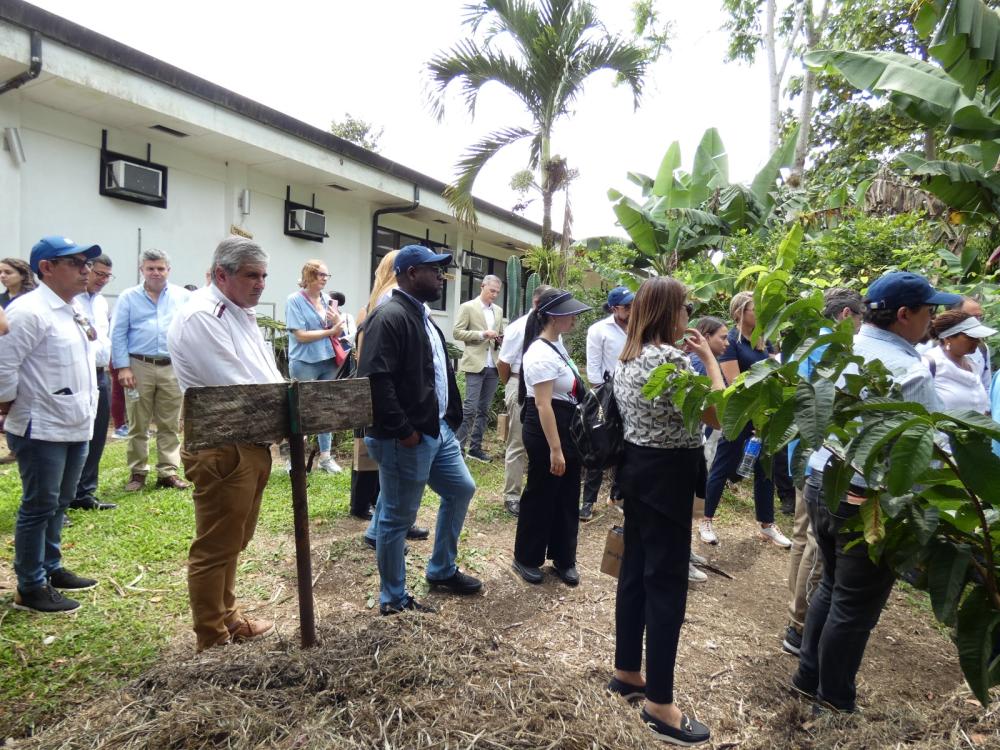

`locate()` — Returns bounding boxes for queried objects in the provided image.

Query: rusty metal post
[287,383,316,648]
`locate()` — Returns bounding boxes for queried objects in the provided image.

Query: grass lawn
[0,437,356,739]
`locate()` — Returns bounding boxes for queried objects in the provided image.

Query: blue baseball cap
[607,286,635,307]
[30,236,102,275]
[393,244,452,276]
[864,271,961,310]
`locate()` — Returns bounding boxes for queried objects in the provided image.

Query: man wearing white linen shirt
[71,253,118,511]
[167,236,283,652]
[1,236,101,614]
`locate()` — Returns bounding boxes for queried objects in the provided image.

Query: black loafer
[69,497,118,511]
[504,498,520,516]
[379,595,437,616]
[553,565,580,586]
[641,709,710,746]
[427,568,482,595]
[789,673,817,701]
[406,525,430,540]
[363,536,409,556]
[607,676,645,702]
[512,559,543,584]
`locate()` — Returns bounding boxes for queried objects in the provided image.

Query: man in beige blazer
[453,274,504,462]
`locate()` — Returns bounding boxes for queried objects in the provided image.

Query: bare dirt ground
[10,449,1000,749]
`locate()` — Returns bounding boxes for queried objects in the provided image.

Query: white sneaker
[698,519,718,545]
[318,457,342,474]
[690,549,707,565]
[688,563,708,582]
[760,523,792,548]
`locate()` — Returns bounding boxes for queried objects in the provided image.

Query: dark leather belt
[130,354,171,366]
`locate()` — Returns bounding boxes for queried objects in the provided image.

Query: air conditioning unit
[105,159,163,201]
[288,208,328,238]
[462,254,486,274]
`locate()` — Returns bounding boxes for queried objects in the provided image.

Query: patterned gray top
[614,344,702,449]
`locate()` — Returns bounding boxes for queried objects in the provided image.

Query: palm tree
[427,0,650,250]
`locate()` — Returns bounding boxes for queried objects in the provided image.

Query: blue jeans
[289,357,338,453]
[704,423,774,524]
[10,432,89,591]
[364,420,475,607]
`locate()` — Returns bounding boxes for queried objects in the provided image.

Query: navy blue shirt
[718,328,773,374]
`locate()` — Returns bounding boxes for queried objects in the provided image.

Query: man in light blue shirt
[793,272,960,713]
[110,249,190,492]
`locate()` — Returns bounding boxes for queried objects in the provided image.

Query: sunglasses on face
[683,302,694,316]
[54,257,94,271]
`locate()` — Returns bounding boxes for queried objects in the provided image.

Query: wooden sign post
[182,378,373,648]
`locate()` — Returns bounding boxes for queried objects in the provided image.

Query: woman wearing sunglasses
[607,276,724,745]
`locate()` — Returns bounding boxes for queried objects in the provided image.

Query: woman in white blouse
[512,288,592,587]
[925,310,996,414]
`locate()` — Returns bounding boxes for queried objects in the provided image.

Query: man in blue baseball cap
[792,270,960,713]
[0,236,102,613]
[580,285,633,521]
[358,244,481,615]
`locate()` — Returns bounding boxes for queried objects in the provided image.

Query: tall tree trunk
[765,0,780,154]
[792,1,830,184]
[540,136,554,251]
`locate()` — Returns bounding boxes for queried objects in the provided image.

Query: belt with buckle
[130,354,171,366]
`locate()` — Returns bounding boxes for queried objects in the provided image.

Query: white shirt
[586,314,627,384]
[168,285,284,392]
[523,338,578,403]
[482,301,496,368]
[0,284,97,441]
[926,346,990,414]
[74,291,111,368]
[498,313,528,375]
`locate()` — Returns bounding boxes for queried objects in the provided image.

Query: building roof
[0,0,543,236]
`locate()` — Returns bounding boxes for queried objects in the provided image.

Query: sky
[25,0,775,240]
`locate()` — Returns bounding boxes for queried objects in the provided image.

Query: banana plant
[609,126,799,275]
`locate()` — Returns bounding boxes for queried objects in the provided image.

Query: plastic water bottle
[736,436,762,478]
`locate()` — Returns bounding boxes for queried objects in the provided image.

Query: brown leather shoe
[226,616,275,643]
[156,475,191,490]
[125,473,146,492]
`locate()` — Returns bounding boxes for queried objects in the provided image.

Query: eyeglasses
[683,302,695,316]
[72,311,98,342]
[91,270,114,281]
[53,257,94,271]
[316,272,331,279]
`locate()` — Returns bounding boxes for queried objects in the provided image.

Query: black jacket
[357,290,462,440]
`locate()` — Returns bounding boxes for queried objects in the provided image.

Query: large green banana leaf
[896,151,1000,217]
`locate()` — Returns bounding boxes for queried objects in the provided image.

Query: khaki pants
[125,357,183,478]
[787,487,822,629]
[502,376,527,504]
[182,443,271,651]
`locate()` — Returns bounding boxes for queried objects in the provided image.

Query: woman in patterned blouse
[607,276,725,747]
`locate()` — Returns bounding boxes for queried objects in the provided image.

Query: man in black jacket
[358,245,481,614]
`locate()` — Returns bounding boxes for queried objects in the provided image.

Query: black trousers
[582,465,621,506]
[794,472,896,711]
[514,400,581,568]
[614,442,700,705]
[76,369,110,502]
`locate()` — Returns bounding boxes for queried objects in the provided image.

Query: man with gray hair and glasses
[110,248,190,491]
[168,236,283,652]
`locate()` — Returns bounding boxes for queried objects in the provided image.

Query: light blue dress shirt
[111,283,189,368]
[395,289,448,419]
[285,291,335,364]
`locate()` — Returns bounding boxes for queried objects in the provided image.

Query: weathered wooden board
[293,379,373,434]
[183,379,373,450]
